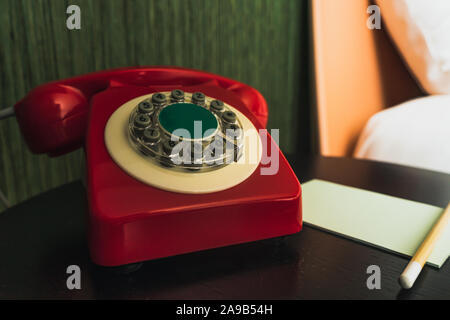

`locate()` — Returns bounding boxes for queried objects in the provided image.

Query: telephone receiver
[14,66,268,156]
[11,66,301,270]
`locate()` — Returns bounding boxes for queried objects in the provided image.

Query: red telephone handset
[14,66,268,156]
[13,66,300,269]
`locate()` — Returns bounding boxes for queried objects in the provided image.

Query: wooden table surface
[0,155,449,299]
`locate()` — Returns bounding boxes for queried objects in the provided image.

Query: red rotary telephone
[13,66,302,269]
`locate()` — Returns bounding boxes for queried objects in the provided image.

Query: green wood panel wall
[0,0,309,211]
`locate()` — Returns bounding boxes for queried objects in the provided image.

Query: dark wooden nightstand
[0,155,449,299]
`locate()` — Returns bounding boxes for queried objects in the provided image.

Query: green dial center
[158,103,218,139]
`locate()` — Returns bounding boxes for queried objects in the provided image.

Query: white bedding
[377,0,450,94]
[354,95,450,174]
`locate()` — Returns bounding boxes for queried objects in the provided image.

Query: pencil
[399,202,450,289]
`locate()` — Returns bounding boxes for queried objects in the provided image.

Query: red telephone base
[87,86,301,267]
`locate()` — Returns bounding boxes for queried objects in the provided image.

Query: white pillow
[354,95,450,174]
[377,0,450,94]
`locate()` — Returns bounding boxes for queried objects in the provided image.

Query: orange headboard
[311,0,423,156]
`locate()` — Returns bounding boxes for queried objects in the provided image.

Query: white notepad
[301,179,450,268]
